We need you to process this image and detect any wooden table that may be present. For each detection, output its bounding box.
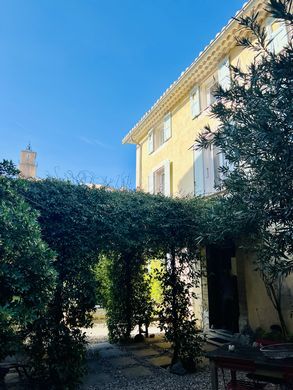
[205,344,293,389]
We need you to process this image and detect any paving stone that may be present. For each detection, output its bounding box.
[147,355,172,367]
[110,356,137,367]
[120,366,153,378]
[131,348,160,357]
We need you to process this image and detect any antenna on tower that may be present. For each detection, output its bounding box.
[27,142,31,151]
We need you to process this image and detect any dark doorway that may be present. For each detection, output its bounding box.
[206,244,239,333]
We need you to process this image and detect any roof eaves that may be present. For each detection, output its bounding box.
[122,0,255,145]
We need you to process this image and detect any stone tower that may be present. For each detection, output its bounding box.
[19,144,37,178]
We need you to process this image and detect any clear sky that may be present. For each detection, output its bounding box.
[0,0,245,187]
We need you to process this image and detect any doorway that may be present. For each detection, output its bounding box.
[206,244,239,333]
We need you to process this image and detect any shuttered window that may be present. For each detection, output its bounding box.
[163,113,172,142]
[203,145,214,195]
[147,129,154,154]
[194,148,204,196]
[152,160,171,196]
[266,18,288,54]
[190,86,201,118]
[218,57,231,90]
[163,160,171,196]
[148,172,154,194]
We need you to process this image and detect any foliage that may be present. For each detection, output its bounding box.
[103,250,144,342]
[196,0,293,335]
[149,197,204,367]
[21,179,108,387]
[0,161,56,361]
[94,190,154,342]
[148,259,163,306]
[0,172,206,382]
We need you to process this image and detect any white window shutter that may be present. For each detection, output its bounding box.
[147,129,154,154]
[163,113,171,142]
[136,145,141,189]
[266,18,273,51]
[266,18,288,54]
[203,146,215,194]
[190,86,201,118]
[213,145,221,187]
[148,172,154,194]
[163,160,171,196]
[218,57,231,90]
[273,21,288,54]
[194,148,204,196]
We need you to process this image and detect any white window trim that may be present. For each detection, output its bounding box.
[148,160,171,197]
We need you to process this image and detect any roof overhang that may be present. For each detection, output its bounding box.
[122,0,264,145]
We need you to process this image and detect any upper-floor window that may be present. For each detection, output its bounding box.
[148,160,171,196]
[205,77,218,107]
[191,56,231,117]
[218,57,231,90]
[147,113,172,154]
[190,85,201,119]
[194,143,232,196]
[266,17,288,54]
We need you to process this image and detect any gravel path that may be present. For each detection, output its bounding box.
[83,341,216,390]
[82,325,276,390]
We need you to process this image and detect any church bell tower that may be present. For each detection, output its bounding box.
[19,144,37,178]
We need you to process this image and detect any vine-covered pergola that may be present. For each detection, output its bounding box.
[0,162,269,388]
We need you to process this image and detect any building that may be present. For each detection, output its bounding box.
[122,0,292,333]
[19,144,37,178]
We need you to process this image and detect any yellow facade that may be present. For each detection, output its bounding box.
[123,0,292,333]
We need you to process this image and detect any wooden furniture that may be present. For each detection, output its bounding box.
[205,344,293,390]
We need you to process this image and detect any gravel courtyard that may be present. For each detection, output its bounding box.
[81,324,225,390]
[81,324,277,390]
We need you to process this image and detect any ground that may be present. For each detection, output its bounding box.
[81,324,215,390]
[3,322,276,389]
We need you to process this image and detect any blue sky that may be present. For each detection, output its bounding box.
[0,0,244,187]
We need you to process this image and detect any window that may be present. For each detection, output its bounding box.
[154,166,165,195]
[213,145,231,188]
[206,79,218,106]
[203,76,218,109]
[147,113,172,154]
[148,160,171,196]
[194,146,215,196]
[266,17,288,54]
[163,113,171,142]
[194,143,232,196]
[218,57,231,90]
[190,85,201,118]
[147,129,154,154]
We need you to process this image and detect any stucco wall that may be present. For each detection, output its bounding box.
[240,249,293,333]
